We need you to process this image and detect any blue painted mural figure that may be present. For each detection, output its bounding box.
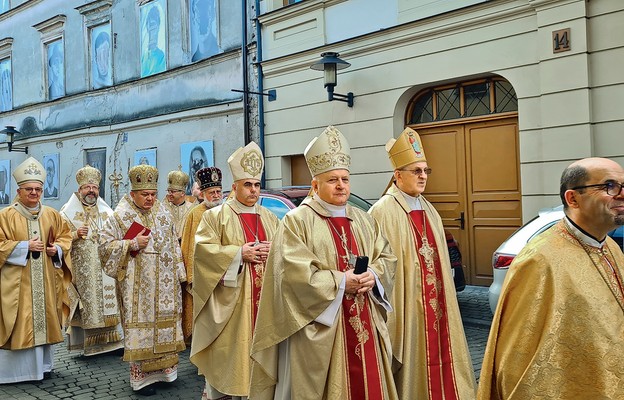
[141,4,166,77]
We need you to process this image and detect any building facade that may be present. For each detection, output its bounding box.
[0,0,259,209]
[257,0,624,284]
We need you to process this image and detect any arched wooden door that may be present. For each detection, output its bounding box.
[417,117,522,286]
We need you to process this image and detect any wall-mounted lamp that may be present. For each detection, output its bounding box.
[1,126,29,154]
[310,52,354,107]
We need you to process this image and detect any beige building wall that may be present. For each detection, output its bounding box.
[259,0,624,221]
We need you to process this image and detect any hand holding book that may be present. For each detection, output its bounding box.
[123,221,151,257]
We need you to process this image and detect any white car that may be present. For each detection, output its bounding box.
[488,205,624,313]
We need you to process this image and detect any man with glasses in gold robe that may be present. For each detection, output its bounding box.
[369,128,476,399]
[0,157,73,383]
[61,165,124,357]
[250,126,398,399]
[191,142,278,400]
[478,157,624,399]
[179,166,223,344]
[99,165,186,396]
[162,168,195,241]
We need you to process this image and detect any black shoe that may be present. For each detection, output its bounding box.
[43,371,52,379]
[136,386,156,396]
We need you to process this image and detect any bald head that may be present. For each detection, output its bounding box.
[560,158,624,208]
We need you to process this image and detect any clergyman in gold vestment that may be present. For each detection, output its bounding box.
[250,126,398,400]
[0,157,73,383]
[191,143,278,400]
[478,157,624,399]
[98,165,186,396]
[162,168,195,241]
[369,128,476,399]
[60,165,124,356]
[179,166,223,344]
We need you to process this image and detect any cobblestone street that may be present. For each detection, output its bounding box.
[0,285,493,399]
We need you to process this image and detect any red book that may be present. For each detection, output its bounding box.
[123,221,151,257]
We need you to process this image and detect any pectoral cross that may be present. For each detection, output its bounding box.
[338,226,356,267]
[419,237,435,268]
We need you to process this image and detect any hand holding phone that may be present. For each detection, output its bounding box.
[354,256,369,274]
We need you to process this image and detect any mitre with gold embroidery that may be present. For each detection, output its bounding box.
[228,141,264,181]
[386,127,426,170]
[167,168,190,192]
[129,165,158,191]
[304,125,351,177]
[76,165,102,187]
[13,157,46,185]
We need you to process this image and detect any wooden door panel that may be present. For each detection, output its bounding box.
[415,116,521,287]
[466,118,522,285]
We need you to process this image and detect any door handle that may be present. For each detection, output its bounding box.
[454,212,465,230]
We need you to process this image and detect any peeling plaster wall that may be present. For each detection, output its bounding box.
[0,0,250,209]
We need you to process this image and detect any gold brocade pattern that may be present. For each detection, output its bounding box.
[477,220,624,399]
[368,185,476,400]
[98,195,186,364]
[190,200,278,396]
[347,293,370,360]
[27,218,47,346]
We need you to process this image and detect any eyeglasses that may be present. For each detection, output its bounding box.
[400,167,432,176]
[572,181,624,197]
[19,187,43,193]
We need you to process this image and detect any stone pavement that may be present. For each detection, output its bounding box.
[0,285,493,398]
[456,284,493,381]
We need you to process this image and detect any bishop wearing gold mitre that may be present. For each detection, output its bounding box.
[250,126,398,399]
[179,166,223,344]
[369,128,476,399]
[162,168,195,240]
[98,164,186,396]
[60,165,124,356]
[191,142,279,400]
[0,156,73,383]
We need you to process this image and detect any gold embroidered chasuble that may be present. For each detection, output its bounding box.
[60,193,123,354]
[180,202,210,341]
[162,198,195,239]
[369,184,476,399]
[0,202,73,350]
[477,220,624,399]
[98,195,186,370]
[250,197,398,400]
[190,199,278,396]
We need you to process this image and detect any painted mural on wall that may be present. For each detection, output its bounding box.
[43,153,60,199]
[140,0,167,77]
[91,22,113,89]
[0,58,11,112]
[181,140,214,194]
[46,39,65,100]
[134,147,157,167]
[85,148,107,201]
[190,0,221,62]
[0,159,10,205]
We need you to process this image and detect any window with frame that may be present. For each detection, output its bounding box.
[0,38,12,112]
[407,77,518,125]
[284,0,305,5]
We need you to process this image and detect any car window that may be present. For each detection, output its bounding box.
[347,194,371,211]
[608,226,624,251]
[260,197,291,220]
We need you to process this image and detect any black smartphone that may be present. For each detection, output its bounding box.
[354,256,369,274]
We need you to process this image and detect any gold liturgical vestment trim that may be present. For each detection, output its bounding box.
[27,218,47,346]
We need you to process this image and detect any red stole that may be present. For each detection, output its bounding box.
[409,210,459,400]
[238,213,267,330]
[326,217,384,400]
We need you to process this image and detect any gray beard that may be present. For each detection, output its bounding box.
[203,198,221,209]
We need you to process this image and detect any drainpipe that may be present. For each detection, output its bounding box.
[254,0,266,186]
[242,0,250,144]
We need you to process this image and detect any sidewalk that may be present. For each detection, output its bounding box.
[0,345,204,399]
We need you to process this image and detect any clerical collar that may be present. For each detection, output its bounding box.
[171,200,186,207]
[233,198,257,213]
[313,193,346,217]
[564,216,604,248]
[22,202,41,212]
[397,188,423,211]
